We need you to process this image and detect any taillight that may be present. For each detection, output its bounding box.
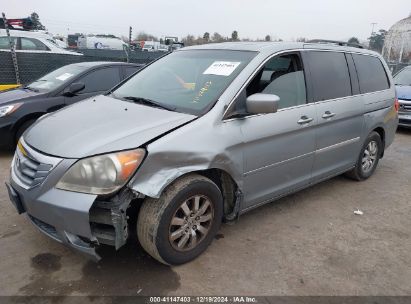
[394,98,400,112]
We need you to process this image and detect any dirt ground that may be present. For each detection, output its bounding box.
[0,129,410,297]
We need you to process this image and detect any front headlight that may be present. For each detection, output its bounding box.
[56,149,145,195]
[0,103,22,117]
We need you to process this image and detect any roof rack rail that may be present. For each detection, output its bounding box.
[0,17,33,30]
[307,39,364,49]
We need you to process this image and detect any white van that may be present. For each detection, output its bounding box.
[77,36,128,51]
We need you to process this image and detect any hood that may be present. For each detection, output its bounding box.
[24,95,196,158]
[396,85,411,100]
[0,88,44,105]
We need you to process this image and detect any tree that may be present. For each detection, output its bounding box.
[182,34,196,46]
[212,32,224,42]
[296,37,307,42]
[231,30,239,41]
[203,32,210,42]
[348,37,360,45]
[265,35,271,42]
[30,12,46,30]
[135,32,158,41]
[368,29,387,53]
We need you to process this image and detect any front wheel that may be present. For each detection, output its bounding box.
[345,131,383,181]
[137,174,223,265]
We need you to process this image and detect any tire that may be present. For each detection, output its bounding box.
[15,119,36,144]
[345,131,383,181]
[137,174,223,265]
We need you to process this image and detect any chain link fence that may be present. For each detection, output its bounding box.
[0,48,165,86]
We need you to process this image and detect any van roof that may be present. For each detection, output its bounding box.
[182,41,379,56]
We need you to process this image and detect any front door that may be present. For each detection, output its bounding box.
[235,52,317,208]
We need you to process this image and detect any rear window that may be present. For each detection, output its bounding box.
[352,54,390,93]
[306,51,352,101]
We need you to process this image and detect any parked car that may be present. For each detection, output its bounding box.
[0,61,142,149]
[0,29,81,56]
[393,65,411,127]
[6,42,398,265]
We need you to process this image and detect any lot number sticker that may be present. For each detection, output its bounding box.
[56,73,74,81]
[203,61,241,76]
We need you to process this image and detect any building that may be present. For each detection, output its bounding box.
[382,15,411,71]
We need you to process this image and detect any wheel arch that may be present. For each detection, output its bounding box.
[132,167,240,218]
[372,126,385,157]
[13,112,46,141]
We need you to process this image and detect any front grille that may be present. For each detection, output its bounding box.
[399,100,411,112]
[14,145,53,188]
[400,104,411,112]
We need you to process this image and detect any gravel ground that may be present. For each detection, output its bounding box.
[0,129,410,296]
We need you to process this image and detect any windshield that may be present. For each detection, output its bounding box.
[26,64,88,92]
[394,68,411,86]
[112,49,256,115]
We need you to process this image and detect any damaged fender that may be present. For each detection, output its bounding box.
[129,115,245,199]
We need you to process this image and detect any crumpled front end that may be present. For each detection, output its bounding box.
[7,139,137,260]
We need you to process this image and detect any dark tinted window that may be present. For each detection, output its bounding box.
[124,66,139,78]
[352,54,389,93]
[245,53,307,110]
[79,67,121,93]
[306,51,352,101]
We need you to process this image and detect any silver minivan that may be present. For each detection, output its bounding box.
[6,42,399,265]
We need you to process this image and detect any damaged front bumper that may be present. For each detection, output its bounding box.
[7,139,137,261]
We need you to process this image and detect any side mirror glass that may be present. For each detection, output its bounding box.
[65,82,85,96]
[246,93,280,114]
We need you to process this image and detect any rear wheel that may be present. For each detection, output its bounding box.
[345,131,383,181]
[137,174,223,265]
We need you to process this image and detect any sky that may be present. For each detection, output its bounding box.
[2,0,410,41]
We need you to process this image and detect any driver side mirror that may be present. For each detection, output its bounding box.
[64,82,85,96]
[246,93,280,114]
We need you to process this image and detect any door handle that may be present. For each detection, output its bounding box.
[297,116,314,125]
[322,111,336,119]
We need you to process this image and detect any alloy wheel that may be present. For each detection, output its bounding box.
[169,195,214,251]
[362,140,378,173]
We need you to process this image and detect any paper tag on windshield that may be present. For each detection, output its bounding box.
[56,73,73,81]
[203,61,241,76]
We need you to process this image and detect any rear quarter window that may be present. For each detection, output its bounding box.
[352,54,390,93]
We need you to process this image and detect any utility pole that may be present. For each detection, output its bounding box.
[370,23,377,36]
[129,26,132,48]
[369,22,377,48]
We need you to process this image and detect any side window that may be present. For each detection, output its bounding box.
[0,37,17,49]
[306,51,352,101]
[124,66,140,78]
[352,54,390,93]
[20,37,49,51]
[78,67,121,94]
[243,53,307,111]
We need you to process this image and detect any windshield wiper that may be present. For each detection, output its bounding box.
[122,96,176,111]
